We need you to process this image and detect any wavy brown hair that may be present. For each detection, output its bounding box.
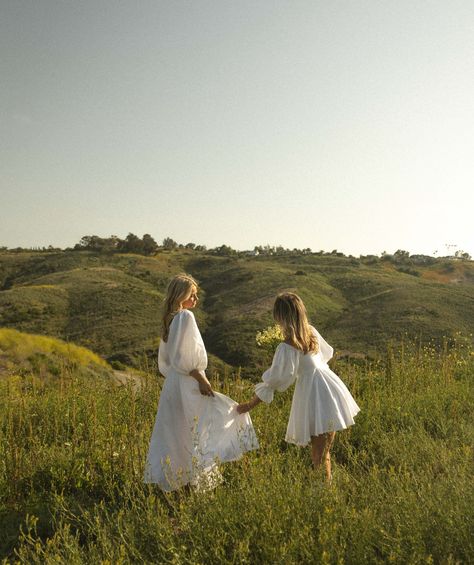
[162,273,198,342]
[273,292,318,354]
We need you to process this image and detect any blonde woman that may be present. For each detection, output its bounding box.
[237,292,359,482]
[145,274,258,491]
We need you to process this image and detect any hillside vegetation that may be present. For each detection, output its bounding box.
[1,250,473,372]
[1,249,473,562]
[1,336,473,563]
[0,328,110,380]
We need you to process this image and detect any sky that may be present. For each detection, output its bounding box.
[1,0,473,257]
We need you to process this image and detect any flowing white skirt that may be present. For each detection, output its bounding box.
[144,370,258,491]
[285,365,360,446]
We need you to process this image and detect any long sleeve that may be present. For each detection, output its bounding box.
[159,310,207,376]
[255,344,298,404]
[312,327,334,364]
[158,340,171,377]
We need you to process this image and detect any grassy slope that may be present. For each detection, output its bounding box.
[326,262,474,354]
[1,251,473,371]
[0,253,170,359]
[0,328,111,381]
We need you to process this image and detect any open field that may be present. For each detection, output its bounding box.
[1,333,473,564]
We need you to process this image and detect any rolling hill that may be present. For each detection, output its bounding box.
[1,250,473,373]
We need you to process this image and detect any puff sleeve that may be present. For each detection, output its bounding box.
[158,310,207,376]
[255,344,299,403]
[312,327,334,364]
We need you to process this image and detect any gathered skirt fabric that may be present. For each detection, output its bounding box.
[285,364,360,446]
[144,370,258,491]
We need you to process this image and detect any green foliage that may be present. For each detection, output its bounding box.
[74,233,159,256]
[209,244,238,256]
[162,237,178,250]
[0,255,166,359]
[255,324,284,353]
[0,329,112,383]
[141,234,159,256]
[0,328,108,367]
[74,235,120,253]
[1,338,473,563]
[0,250,473,372]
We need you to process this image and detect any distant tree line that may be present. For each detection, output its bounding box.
[71,236,318,257]
[73,234,159,255]
[1,238,471,262]
[72,235,208,255]
[0,245,62,254]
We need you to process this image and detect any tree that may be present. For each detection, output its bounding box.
[142,234,158,256]
[393,249,410,263]
[211,244,236,256]
[74,235,120,252]
[119,233,144,254]
[163,237,178,250]
[455,250,472,261]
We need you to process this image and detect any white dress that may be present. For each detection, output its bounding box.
[255,328,360,446]
[144,309,258,491]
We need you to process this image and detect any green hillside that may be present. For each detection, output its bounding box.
[0,328,111,381]
[1,250,473,372]
[325,264,474,353]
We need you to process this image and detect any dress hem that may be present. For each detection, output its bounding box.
[285,411,360,447]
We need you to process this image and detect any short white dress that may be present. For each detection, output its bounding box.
[255,327,360,446]
[144,309,258,491]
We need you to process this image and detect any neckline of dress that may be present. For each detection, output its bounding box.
[176,308,192,315]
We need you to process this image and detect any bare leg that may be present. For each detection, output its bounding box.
[310,432,336,482]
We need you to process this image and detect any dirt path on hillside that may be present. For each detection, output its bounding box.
[353,288,395,303]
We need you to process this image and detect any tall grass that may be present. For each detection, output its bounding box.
[0,329,109,368]
[1,338,473,564]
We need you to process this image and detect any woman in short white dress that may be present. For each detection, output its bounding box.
[237,292,359,482]
[144,274,258,491]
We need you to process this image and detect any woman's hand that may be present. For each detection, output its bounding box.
[198,378,214,397]
[189,369,215,397]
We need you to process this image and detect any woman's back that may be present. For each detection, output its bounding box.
[297,345,329,373]
[284,326,334,374]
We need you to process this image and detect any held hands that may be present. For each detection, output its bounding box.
[236,402,251,414]
[236,395,261,414]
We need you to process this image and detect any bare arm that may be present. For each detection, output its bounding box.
[236,395,262,414]
[189,369,214,397]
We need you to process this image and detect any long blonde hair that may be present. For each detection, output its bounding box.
[162,273,198,342]
[273,292,318,354]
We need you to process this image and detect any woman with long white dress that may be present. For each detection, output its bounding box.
[237,292,360,482]
[144,274,258,491]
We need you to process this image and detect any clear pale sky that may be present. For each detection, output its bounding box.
[1,1,473,256]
